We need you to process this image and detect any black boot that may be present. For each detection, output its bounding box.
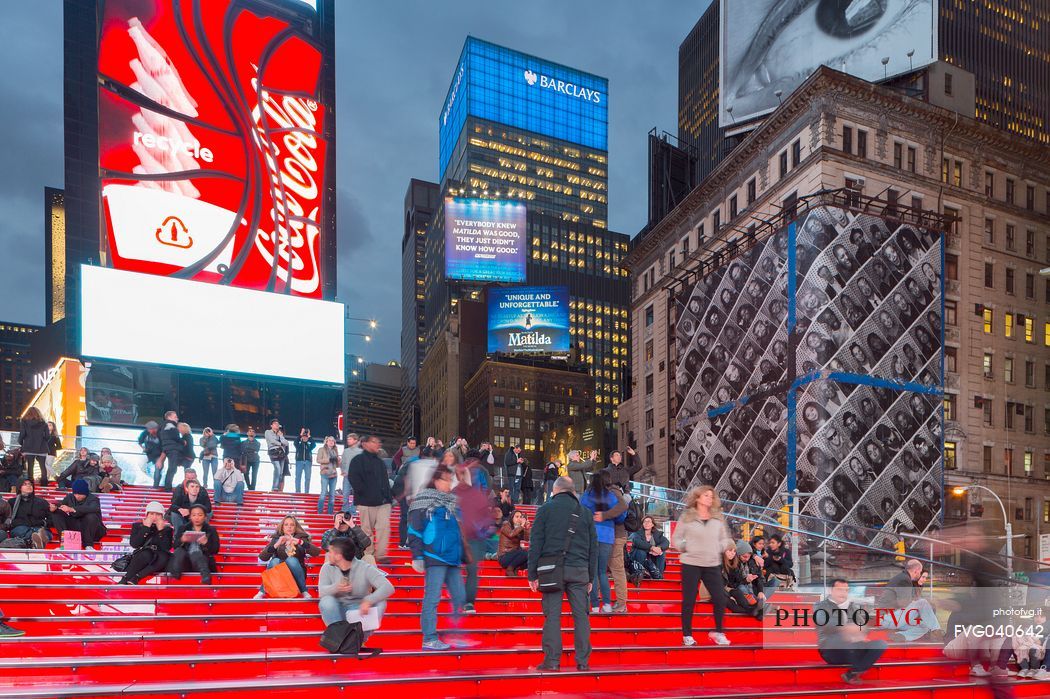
[190,550,212,585]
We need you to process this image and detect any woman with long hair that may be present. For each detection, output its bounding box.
[674,485,733,646]
[18,407,51,487]
[255,514,320,599]
[580,470,627,613]
[722,543,762,619]
[315,436,340,515]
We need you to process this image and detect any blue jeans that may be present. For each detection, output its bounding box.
[200,457,217,488]
[421,564,465,642]
[318,476,337,514]
[149,457,164,487]
[464,538,488,605]
[11,525,50,544]
[510,474,520,504]
[295,460,311,493]
[591,542,613,607]
[215,482,244,505]
[629,548,666,578]
[877,598,941,641]
[271,459,287,491]
[261,556,306,594]
[342,475,356,514]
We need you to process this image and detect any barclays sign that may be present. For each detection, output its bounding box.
[523,69,602,104]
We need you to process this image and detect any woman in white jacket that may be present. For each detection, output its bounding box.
[673,485,733,647]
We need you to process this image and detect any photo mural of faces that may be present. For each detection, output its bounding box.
[673,205,943,543]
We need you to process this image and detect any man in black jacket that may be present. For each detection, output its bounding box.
[878,559,942,642]
[159,411,183,490]
[349,435,393,562]
[604,446,643,492]
[8,478,52,548]
[528,476,598,672]
[50,479,108,549]
[138,421,165,487]
[813,579,886,685]
[504,445,524,503]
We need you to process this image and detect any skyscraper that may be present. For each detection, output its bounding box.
[410,37,630,447]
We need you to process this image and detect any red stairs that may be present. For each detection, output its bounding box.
[0,486,1035,698]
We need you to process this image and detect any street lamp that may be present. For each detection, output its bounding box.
[953,484,1013,577]
[347,316,378,329]
[348,333,372,342]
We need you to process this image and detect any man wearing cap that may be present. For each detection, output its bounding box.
[119,501,173,585]
[49,479,108,549]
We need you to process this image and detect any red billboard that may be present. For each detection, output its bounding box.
[97,0,328,298]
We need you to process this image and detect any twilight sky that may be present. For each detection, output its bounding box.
[0,0,711,364]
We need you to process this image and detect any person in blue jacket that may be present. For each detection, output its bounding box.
[407,462,468,651]
[579,470,628,613]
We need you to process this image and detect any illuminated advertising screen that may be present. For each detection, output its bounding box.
[439,37,608,179]
[488,286,570,354]
[720,0,936,126]
[97,0,329,298]
[81,265,345,384]
[445,198,527,283]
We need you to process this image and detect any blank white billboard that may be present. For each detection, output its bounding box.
[720,0,936,126]
[81,265,345,384]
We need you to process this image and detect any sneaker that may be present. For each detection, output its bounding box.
[301,591,311,599]
[708,632,730,646]
[1032,669,1050,680]
[590,606,600,614]
[576,664,590,671]
[682,635,697,647]
[1019,669,1034,678]
[30,530,47,550]
[970,664,990,677]
[611,603,628,614]
[253,591,266,600]
[534,662,560,672]
[841,671,862,686]
[462,603,476,614]
[601,603,612,613]
[0,622,24,638]
[422,639,450,651]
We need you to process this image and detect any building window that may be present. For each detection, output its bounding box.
[1046,407,1050,434]
[952,160,962,187]
[645,444,654,465]
[645,374,654,395]
[942,157,950,183]
[493,415,506,429]
[983,399,993,426]
[983,352,994,379]
[985,171,994,197]
[1006,178,1015,204]
[493,434,505,449]
[1026,497,1034,519]
[906,146,916,173]
[1006,268,1015,295]
[857,130,868,159]
[983,307,993,333]
[893,142,903,169]
[1005,313,1014,338]
[682,236,689,255]
[712,209,721,230]
[1005,447,1014,474]
[945,346,957,372]
[984,263,994,288]
[1025,315,1034,343]
[1046,279,1050,303]
[494,395,505,408]
[782,192,798,219]
[984,218,995,245]
[791,139,801,167]
[524,399,535,412]
[1026,230,1035,258]
[1025,405,1035,432]
[746,178,756,205]
[644,339,654,361]
[945,299,957,325]
[508,416,520,430]
[1045,322,1050,347]
[524,438,536,451]
[944,394,956,421]
[778,150,788,179]
[844,177,862,206]
[983,445,993,472]
[1006,224,1016,251]
[1026,360,1036,387]
[1026,184,1035,210]
[842,125,853,154]
[944,442,956,470]
[669,250,676,270]
[644,409,654,430]
[729,194,738,219]
[944,71,953,95]
[644,305,653,327]
[945,254,958,280]
[1024,273,1035,299]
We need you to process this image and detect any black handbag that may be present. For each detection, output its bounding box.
[111,553,132,572]
[536,504,582,594]
[268,446,287,461]
[320,620,364,654]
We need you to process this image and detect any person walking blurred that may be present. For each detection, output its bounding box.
[349,435,393,563]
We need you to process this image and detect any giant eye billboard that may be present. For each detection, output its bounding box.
[488,286,570,354]
[720,0,936,126]
[97,0,329,298]
[445,198,527,283]
[673,205,944,546]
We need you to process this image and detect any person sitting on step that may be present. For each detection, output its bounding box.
[169,504,220,584]
[497,509,530,576]
[814,578,887,685]
[317,537,394,657]
[255,515,320,599]
[735,540,772,607]
[320,510,372,563]
[168,478,212,531]
[722,543,762,619]
[49,479,108,549]
[214,457,246,506]
[628,515,668,581]
[119,501,173,585]
[7,478,52,549]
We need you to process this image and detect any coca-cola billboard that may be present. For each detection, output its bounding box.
[97,0,329,298]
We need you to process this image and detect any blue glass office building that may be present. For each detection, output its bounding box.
[438,37,610,227]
